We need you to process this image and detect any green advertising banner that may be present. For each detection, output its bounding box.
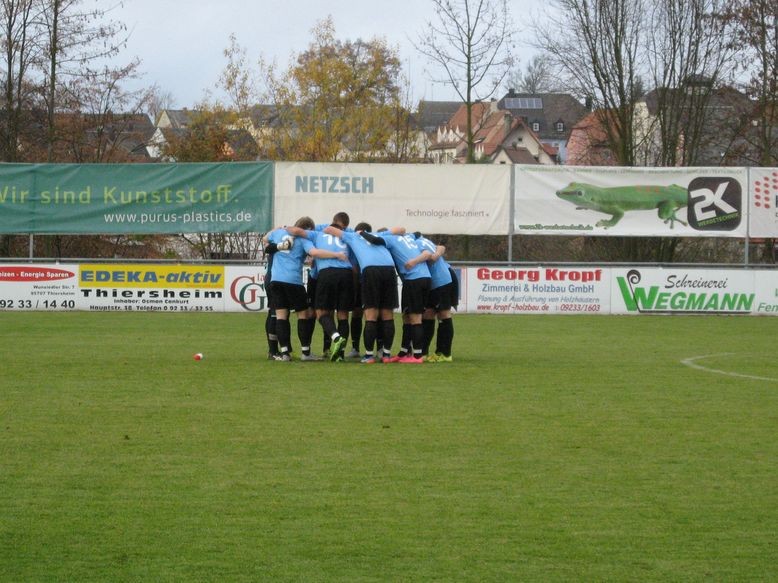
[0,162,273,234]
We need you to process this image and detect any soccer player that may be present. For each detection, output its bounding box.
[361,227,432,363]
[324,222,397,364]
[261,235,290,359]
[285,218,354,362]
[265,217,348,361]
[415,233,456,362]
[309,212,357,358]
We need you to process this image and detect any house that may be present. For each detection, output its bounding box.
[429,101,557,164]
[151,108,260,161]
[429,101,492,163]
[640,81,757,166]
[155,109,195,130]
[49,112,155,162]
[415,100,462,134]
[566,110,618,166]
[147,127,186,160]
[567,81,759,167]
[497,90,590,164]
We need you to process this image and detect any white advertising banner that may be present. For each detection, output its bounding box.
[224,265,269,313]
[274,162,511,235]
[747,167,778,238]
[3,263,777,317]
[459,265,611,314]
[752,270,778,315]
[76,264,226,312]
[514,166,748,237]
[609,267,757,315]
[0,264,79,310]
[0,263,273,313]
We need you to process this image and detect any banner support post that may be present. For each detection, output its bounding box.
[744,167,750,266]
[508,166,515,262]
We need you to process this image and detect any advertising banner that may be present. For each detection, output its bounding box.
[274,162,511,235]
[460,265,611,314]
[0,263,272,313]
[77,264,226,312]
[0,264,79,310]
[225,265,269,313]
[514,166,748,237]
[610,267,757,315]
[747,167,778,238]
[3,263,778,316]
[751,270,778,315]
[0,162,273,234]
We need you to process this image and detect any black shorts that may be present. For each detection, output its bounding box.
[265,277,276,314]
[314,267,355,311]
[428,281,456,311]
[268,281,309,312]
[401,277,431,314]
[361,266,398,310]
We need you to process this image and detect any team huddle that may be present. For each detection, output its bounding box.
[262,211,456,364]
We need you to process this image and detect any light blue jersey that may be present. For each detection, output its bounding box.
[303,229,352,271]
[341,230,395,269]
[418,236,453,289]
[379,232,431,281]
[267,228,313,285]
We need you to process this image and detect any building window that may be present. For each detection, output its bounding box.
[532,122,540,132]
[556,121,565,132]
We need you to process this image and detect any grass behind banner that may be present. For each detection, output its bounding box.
[1,312,777,581]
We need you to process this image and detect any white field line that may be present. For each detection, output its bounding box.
[680,353,778,383]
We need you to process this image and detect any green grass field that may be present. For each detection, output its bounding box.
[1,312,777,582]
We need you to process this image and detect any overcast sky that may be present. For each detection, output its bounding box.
[112,0,542,108]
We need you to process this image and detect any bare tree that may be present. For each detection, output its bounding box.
[721,0,778,166]
[36,0,128,161]
[0,0,39,162]
[144,82,176,125]
[505,54,560,94]
[647,0,736,166]
[55,60,151,162]
[536,0,644,166]
[415,0,514,163]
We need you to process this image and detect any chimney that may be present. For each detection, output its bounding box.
[585,96,593,110]
[504,113,513,136]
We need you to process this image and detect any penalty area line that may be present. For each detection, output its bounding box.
[680,353,778,383]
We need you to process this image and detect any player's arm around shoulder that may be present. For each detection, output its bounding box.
[405,249,433,270]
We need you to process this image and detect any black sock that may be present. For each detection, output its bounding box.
[422,319,435,355]
[399,323,411,355]
[318,313,336,337]
[277,319,291,353]
[437,318,454,356]
[337,318,350,344]
[411,323,424,358]
[375,319,384,353]
[363,320,377,355]
[351,315,362,350]
[298,317,315,354]
[266,311,278,355]
[381,318,395,354]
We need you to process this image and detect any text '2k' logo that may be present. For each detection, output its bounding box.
[687,178,741,231]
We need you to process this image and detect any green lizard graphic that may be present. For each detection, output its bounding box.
[555,182,689,228]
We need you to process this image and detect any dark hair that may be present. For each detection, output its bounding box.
[332,211,350,228]
[294,216,315,230]
[354,221,372,232]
